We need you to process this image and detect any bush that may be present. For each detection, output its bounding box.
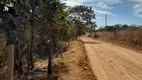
[97,27,142,47]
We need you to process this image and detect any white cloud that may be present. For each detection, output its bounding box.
[134,4,142,8]
[96,16,102,19]
[61,0,83,6]
[91,2,113,9]
[99,0,122,4]
[130,0,142,18]
[95,9,113,15]
[134,14,142,18]
[61,0,118,16]
[61,0,122,6]
[133,4,142,18]
[130,0,142,3]
[61,0,94,6]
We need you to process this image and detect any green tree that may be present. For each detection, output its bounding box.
[122,24,128,29]
[68,5,95,38]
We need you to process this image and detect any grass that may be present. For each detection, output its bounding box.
[53,40,97,80]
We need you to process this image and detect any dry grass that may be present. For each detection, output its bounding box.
[94,27,142,51]
[13,40,96,80]
[53,40,97,80]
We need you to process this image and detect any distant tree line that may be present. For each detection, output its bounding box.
[94,24,142,48]
[97,24,142,32]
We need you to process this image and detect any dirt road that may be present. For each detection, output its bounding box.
[80,36,142,80]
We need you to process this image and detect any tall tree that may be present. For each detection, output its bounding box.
[68,5,95,37]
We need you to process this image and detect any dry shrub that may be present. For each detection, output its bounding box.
[0,34,7,80]
[133,28,142,46]
[98,27,142,47]
[117,28,142,46]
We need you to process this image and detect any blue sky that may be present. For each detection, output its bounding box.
[61,0,142,27]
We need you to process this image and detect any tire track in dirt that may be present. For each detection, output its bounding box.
[80,36,142,80]
[99,44,142,79]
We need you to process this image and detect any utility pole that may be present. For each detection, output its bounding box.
[105,14,107,35]
[105,14,107,27]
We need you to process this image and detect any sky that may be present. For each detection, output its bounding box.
[61,0,142,27]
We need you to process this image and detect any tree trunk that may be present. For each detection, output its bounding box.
[29,23,34,70]
[7,44,14,80]
[14,42,22,73]
[27,43,30,72]
[61,37,63,57]
[28,0,36,70]
[47,40,53,80]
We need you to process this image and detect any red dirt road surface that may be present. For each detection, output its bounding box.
[80,36,142,80]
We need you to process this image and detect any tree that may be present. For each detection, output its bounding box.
[13,0,39,72]
[36,0,59,79]
[0,0,95,80]
[122,24,128,29]
[0,2,18,80]
[68,5,95,38]
[0,0,39,79]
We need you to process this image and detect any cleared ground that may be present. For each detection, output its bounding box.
[80,36,142,80]
[53,40,96,80]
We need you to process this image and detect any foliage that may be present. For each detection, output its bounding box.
[0,0,96,79]
[68,5,95,23]
[68,5,96,36]
[96,24,142,48]
[97,24,129,32]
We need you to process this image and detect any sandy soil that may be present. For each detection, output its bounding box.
[53,40,96,80]
[80,36,142,80]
